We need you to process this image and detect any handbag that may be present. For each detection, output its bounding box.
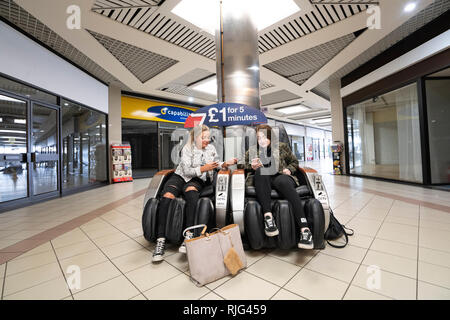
[324,209,354,248]
[183,224,247,287]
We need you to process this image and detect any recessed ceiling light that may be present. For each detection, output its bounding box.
[172,0,300,35]
[191,77,217,96]
[14,119,26,124]
[277,105,310,114]
[404,2,416,12]
[313,117,332,124]
[188,97,194,103]
[0,130,26,134]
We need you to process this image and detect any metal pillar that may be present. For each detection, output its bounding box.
[215,0,261,109]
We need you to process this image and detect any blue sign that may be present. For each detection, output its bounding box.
[185,103,267,128]
[147,106,194,123]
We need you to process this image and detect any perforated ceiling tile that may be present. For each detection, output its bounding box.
[263,32,356,86]
[160,85,217,102]
[0,0,128,89]
[92,0,163,10]
[261,90,300,106]
[87,29,178,83]
[330,0,450,81]
[260,79,275,90]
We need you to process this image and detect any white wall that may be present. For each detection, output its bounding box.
[0,20,108,113]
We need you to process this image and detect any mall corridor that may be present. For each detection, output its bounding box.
[1,165,449,300]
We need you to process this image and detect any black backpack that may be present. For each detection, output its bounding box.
[324,209,354,248]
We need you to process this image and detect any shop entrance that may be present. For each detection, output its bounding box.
[0,91,60,206]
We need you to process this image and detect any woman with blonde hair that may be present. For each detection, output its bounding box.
[152,125,237,262]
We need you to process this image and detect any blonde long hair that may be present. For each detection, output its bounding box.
[189,125,210,146]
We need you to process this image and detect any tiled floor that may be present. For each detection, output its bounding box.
[1,163,450,300]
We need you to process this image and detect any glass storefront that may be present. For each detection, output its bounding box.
[122,118,158,178]
[0,73,109,210]
[426,76,450,184]
[61,100,108,191]
[346,82,423,183]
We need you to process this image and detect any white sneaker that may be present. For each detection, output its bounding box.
[179,231,194,254]
[152,238,165,262]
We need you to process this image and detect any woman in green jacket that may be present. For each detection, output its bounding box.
[244,124,313,249]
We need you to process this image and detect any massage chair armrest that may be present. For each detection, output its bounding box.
[143,169,175,209]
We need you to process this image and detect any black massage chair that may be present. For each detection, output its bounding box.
[142,125,330,250]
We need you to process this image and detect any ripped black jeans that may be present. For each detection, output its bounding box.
[156,173,210,238]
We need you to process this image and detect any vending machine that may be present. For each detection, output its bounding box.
[111,144,133,183]
[331,142,343,175]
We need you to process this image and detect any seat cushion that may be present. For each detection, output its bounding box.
[245,185,311,198]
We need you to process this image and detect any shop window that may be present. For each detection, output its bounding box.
[346,83,422,183]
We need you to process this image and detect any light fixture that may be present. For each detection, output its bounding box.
[0,118,2,122]
[277,105,310,115]
[0,136,26,140]
[64,103,69,106]
[0,130,26,134]
[191,77,217,95]
[188,97,194,103]
[171,0,300,35]
[0,94,24,103]
[14,119,26,124]
[404,2,416,12]
[313,117,332,124]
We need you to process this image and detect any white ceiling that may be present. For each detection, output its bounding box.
[1,0,448,129]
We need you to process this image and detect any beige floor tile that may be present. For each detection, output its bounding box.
[54,240,98,260]
[420,207,450,224]
[6,250,58,276]
[420,220,450,232]
[71,261,121,294]
[271,288,305,300]
[376,222,418,246]
[14,242,53,260]
[244,250,267,267]
[200,292,224,300]
[102,239,143,259]
[111,248,151,273]
[4,276,70,300]
[419,247,450,269]
[129,294,147,300]
[305,253,360,283]
[122,227,144,238]
[362,250,417,279]
[59,250,108,272]
[52,229,90,249]
[133,235,154,249]
[284,268,348,300]
[333,233,374,249]
[83,227,120,240]
[321,244,368,263]
[352,267,416,300]
[144,273,209,300]
[268,249,317,267]
[418,262,450,289]
[62,295,73,300]
[0,263,5,277]
[125,261,181,292]
[164,252,189,272]
[73,275,139,300]
[0,239,19,249]
[384,216,419,227]
[0,277,3,297]
[418,281,450,300]
[419,228,450,253]
[205,275,233,290]
[347,218,382,237]
[80,220,111,232]
[246,255,300,286]
[92,232,130,248]
[370,238,417,260]
[3,262,63,296]
[2,230,43,240]
[343,285,392,300]
[214,271,279,300]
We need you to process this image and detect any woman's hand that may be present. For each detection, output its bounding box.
[222,158,238,169]
[251,158,263,170]
[282,168,291,175]
[201,161,219,172]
